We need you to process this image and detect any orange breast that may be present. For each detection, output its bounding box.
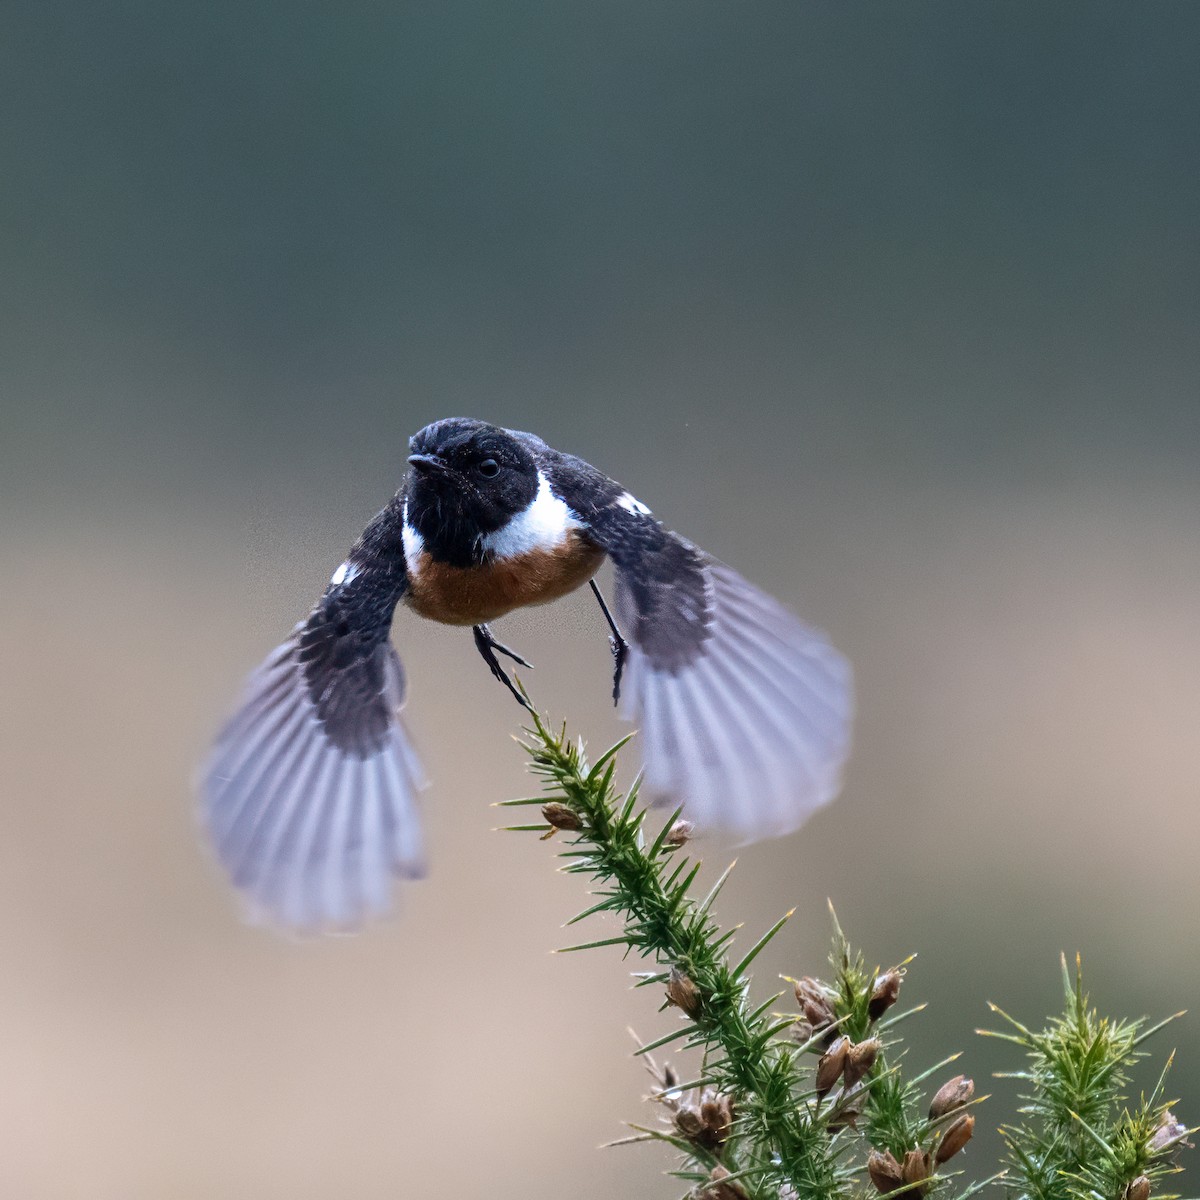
[405,532,606,626]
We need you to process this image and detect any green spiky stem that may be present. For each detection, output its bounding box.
[507,709,835,1197]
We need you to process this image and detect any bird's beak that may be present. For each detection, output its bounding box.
[407,453,447,474]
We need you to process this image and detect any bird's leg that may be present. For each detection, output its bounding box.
[472,624,533,710]
[589,579,629,705]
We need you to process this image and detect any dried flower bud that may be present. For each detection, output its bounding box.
[935,1112,975,1163]
[844,1038,882,1088]
[675,1105,704,1137]
[666,967,703,1018]
[794,976,836,1029]
[867,1149,904,1194]
[815,1035,851,1097]
[790,1020,815,1046]
[869,970,903,1021]
[827,1099,863,1131]
[700,1091,734,1143]
[928,1074,975,1120]
[704,1164,749,1199]
[1149,1110,1192,1154]
[1125,1176,1151,1200]
[540,802,582,832]
[666,819,695,846]
[667,1086,734,1152]
[901,1149,932,1195]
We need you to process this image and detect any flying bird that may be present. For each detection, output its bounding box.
[201,418,853,929]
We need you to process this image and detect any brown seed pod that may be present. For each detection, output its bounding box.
[844,1037,882,1088]
[935,1113,975,1163]
[540,801,582,831]
[794,976,836,1029]
[665,968,703,1018]
[867,1149,904,1194]
[869,970,903,1021]
[815,1035,851,1097]
[928,1074,975,1120]
[901,1149,932,1196]
[1125,1176,1151,1200]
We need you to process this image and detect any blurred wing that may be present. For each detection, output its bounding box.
[199,560,425,931]
[586,496,853,842]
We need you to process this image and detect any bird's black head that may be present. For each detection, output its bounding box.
[405,418,539,565]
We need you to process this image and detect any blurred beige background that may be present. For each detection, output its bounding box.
[2,4,1199,1197]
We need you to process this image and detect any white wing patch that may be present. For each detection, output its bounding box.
[482,470,582,560]
[617,492,652,516]
[330,561,359,587]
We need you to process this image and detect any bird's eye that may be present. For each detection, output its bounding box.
[477,458,500,478]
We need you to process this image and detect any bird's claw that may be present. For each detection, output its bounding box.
[608,634,628,706]
[473,624,534,710]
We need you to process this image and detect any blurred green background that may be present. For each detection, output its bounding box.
[2,3,1198,1197]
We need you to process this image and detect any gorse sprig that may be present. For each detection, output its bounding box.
[503,710,839,1197]
[503,706,1191,1200]
[504,709,990,1199]
[981,956,1193,1200]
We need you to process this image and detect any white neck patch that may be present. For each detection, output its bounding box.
[481,471,580,560]
[401,497,426,576]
